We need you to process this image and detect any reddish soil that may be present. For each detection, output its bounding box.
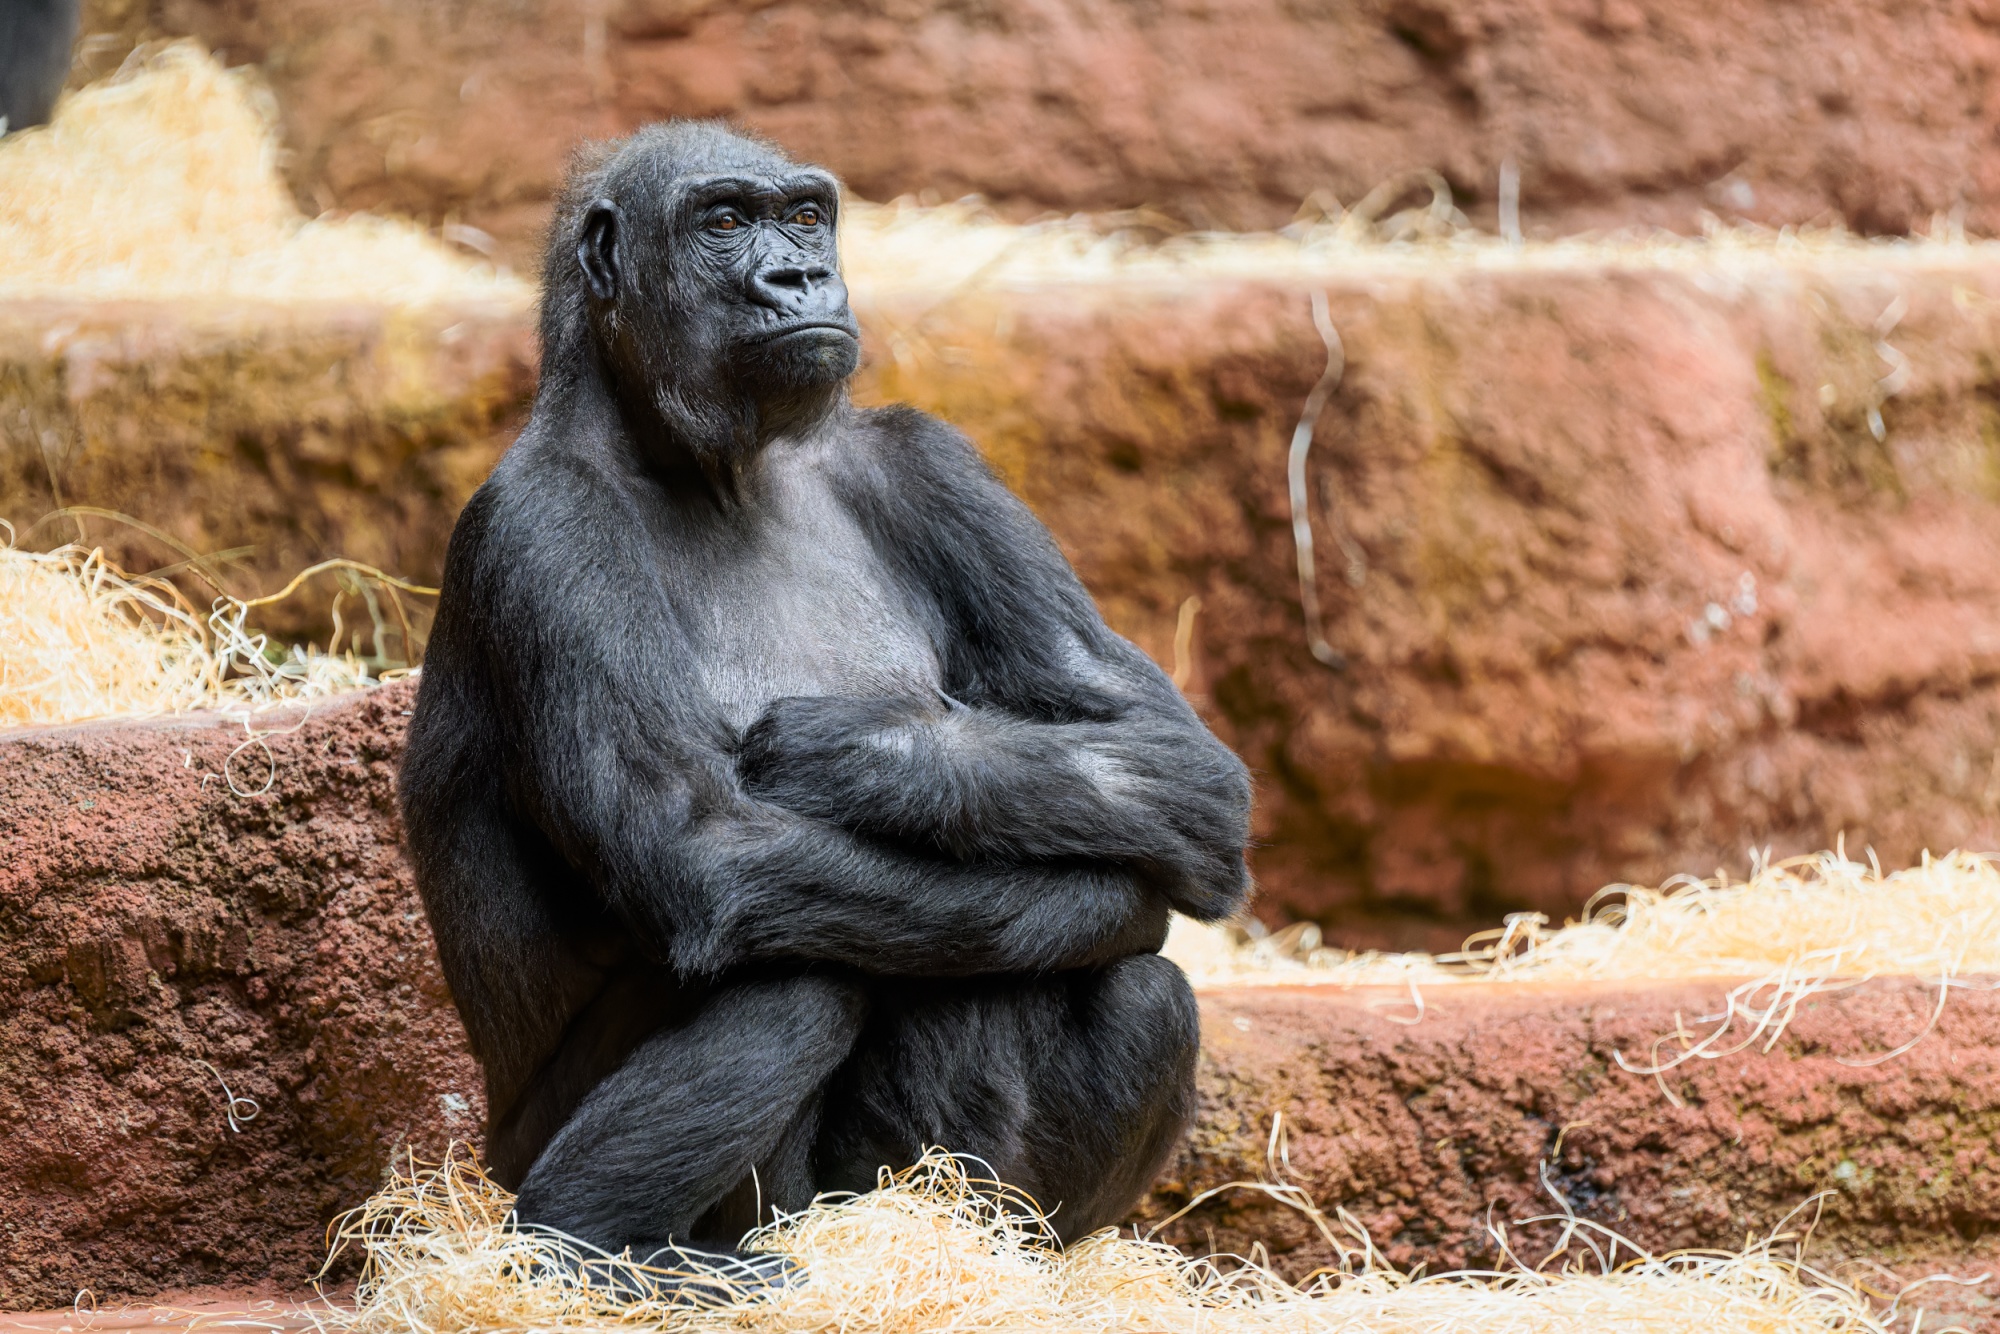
[75,0,2000,260]
[0,681,478,1310]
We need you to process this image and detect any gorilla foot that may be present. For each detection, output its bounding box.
[545,1241,797,1308]
[633,1244,799,1307]
[506,1227,798,1308]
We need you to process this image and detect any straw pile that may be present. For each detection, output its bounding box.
[1162,848,2000,990]
[0,535,384,728]
[7,39,1981,306]
[838,192,1992,300]
[326,1146,1906,1334]
[0,43,528,306]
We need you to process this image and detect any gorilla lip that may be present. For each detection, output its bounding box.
[754,321,857,343]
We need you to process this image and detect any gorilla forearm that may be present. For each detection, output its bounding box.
[736,694,1251,920]
[516,729,1171,978]
[675,812,1173,975]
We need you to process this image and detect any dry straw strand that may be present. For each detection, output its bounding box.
[1164,848,2000,991]
[1162,849,2000,1095]
[838,191,1992,303]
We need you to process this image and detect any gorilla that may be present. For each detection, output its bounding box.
[0,0,79,134]
[399,122,1252,1281]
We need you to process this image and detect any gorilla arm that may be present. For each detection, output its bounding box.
[737,411,1253,923]
[736,686,1249,922]
[463,488,1168,982]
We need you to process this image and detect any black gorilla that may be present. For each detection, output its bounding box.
[400,122,1252,1274]
[0,0,79,134]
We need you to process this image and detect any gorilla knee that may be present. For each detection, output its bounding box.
[510,972,866,1252]
[1096,953,1200,1055]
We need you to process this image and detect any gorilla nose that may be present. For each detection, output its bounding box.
[750,262,836,310]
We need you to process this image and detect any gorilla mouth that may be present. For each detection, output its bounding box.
[755,321,858,344]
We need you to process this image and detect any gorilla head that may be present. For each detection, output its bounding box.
[543,123,861,480]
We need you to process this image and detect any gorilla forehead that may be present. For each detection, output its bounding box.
[596,122,819,205]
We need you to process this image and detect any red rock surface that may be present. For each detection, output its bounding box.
[10,243,2000,942]
[1150,981,2000,1274]
[1146,978,2000,1330]
[75,0,2000,259]
[0,681,478,1310]
[855,249,2000,946]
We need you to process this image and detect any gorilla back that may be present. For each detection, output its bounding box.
[399,122,1253,1265]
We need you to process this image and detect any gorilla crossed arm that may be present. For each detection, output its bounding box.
[400,122,1251,1279]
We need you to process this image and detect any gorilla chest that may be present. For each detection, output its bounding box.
[676,490,939,731]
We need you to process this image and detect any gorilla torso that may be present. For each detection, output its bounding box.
[655,433,942,731]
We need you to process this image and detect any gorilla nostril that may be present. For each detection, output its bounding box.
[760,264,822,292]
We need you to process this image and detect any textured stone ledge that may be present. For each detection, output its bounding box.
[5,690,1998,1329]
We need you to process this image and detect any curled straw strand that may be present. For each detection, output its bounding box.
[1287,291,1348,671]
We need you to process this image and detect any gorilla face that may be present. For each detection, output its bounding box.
[571,125,861,472]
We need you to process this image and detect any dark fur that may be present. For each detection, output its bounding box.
[0,0,78,133]
[399,122,1252,1264]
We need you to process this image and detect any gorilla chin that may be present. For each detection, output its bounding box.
[747,324,861,390]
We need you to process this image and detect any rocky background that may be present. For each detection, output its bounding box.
[11,5,1993,947]
[7,0,2000,1317]
[11,254,2000,948]
[61,0,2000,260]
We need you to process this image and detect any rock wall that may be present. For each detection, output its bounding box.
[75,0,2000,260]
[5,690,1997,1325]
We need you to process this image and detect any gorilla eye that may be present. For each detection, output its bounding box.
[709,212,743,233]
[793,206,822,227]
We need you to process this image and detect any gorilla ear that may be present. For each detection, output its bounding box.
[577,199,622,302]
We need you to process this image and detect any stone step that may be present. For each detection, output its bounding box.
[0,298,534,645]
[3,688,1997,1328]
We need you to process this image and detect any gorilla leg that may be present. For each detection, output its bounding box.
[513,973,866,1256]
[817,953,1198,1243]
